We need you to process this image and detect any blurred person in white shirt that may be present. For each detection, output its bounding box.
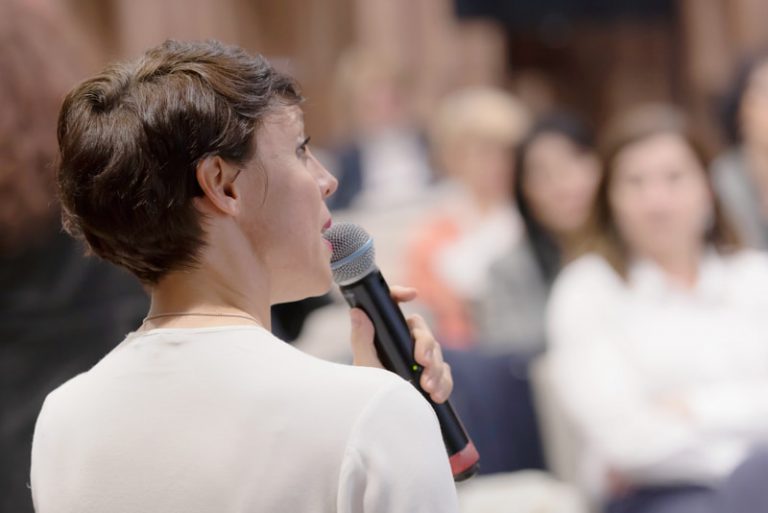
[547,105,768,513]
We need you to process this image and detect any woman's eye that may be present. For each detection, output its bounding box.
[297,136,311,158]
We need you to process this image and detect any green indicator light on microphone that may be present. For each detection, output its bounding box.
[412,364,419,372]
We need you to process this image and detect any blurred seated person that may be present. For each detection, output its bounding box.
[405,87,529,348]
[547,105,768,513]
[0,2,148,512]
[478,113,600,355]
[327,46,433,211]
[713,50,768,248]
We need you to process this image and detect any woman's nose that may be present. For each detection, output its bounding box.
[318,164,339,199]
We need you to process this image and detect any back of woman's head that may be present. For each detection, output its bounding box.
[585,104,740,278]
[57,40,302,284]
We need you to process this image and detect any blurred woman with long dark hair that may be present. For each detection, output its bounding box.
[478,113,600,354]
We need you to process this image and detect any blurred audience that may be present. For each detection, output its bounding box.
[0,2,148,511]
[327,46,433,211]
[546,105,768,513]
[405,87,529,348]
[713,50,768,249]
[478,113,600,355]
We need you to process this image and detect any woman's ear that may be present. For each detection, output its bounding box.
[195,156,240,216]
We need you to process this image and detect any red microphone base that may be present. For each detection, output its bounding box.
[449,441,480,482]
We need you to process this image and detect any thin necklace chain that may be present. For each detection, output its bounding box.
[143,312,260,324]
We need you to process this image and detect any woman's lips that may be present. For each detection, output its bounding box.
[322,218,333,253]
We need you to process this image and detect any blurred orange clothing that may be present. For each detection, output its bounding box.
[406,215,476,348]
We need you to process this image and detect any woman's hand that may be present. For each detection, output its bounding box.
[349,285,453,404]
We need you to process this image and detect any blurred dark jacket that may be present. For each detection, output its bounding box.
[1,228,149,513]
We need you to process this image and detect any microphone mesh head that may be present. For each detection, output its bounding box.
[324,223,376,285]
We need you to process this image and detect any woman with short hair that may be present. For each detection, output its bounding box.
[31,40,457,513]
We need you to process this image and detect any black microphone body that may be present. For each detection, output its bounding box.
[339,268,480,481]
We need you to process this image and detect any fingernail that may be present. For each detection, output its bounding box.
[424,378,434,390]
[424,348,433,361]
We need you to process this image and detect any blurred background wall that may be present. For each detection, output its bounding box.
[38,0,768,152]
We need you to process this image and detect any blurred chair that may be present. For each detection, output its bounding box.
[530,355,596,510]
[457,471,588,513]
[445,348,590,513]
[443,349,546,474]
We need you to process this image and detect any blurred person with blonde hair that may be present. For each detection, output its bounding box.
[547,104,768,513]
[0,1,149,512]
[405,87,530,348]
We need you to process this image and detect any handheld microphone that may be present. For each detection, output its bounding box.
[324,222,479,482]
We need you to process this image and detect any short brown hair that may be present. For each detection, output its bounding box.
[580,104,741,278]
[57,40,302,284]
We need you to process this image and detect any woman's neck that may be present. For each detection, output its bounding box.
[470,192,509,217]
[645,247,702,290]
[142,238,272,331]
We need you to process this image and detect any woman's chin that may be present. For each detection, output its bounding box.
[278,271,334,303]
[306,278,334,299]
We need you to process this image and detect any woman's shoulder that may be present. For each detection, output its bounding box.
[555,253,622,290]
[720,248,768,281]
[711,147,745,171]
[545,254,624,347]
[265,334,416,402]
[704,248,768,309]
[711,148,751,196]
[547,253,623,317]
[106,327,418,428]
[285,354,437,447]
